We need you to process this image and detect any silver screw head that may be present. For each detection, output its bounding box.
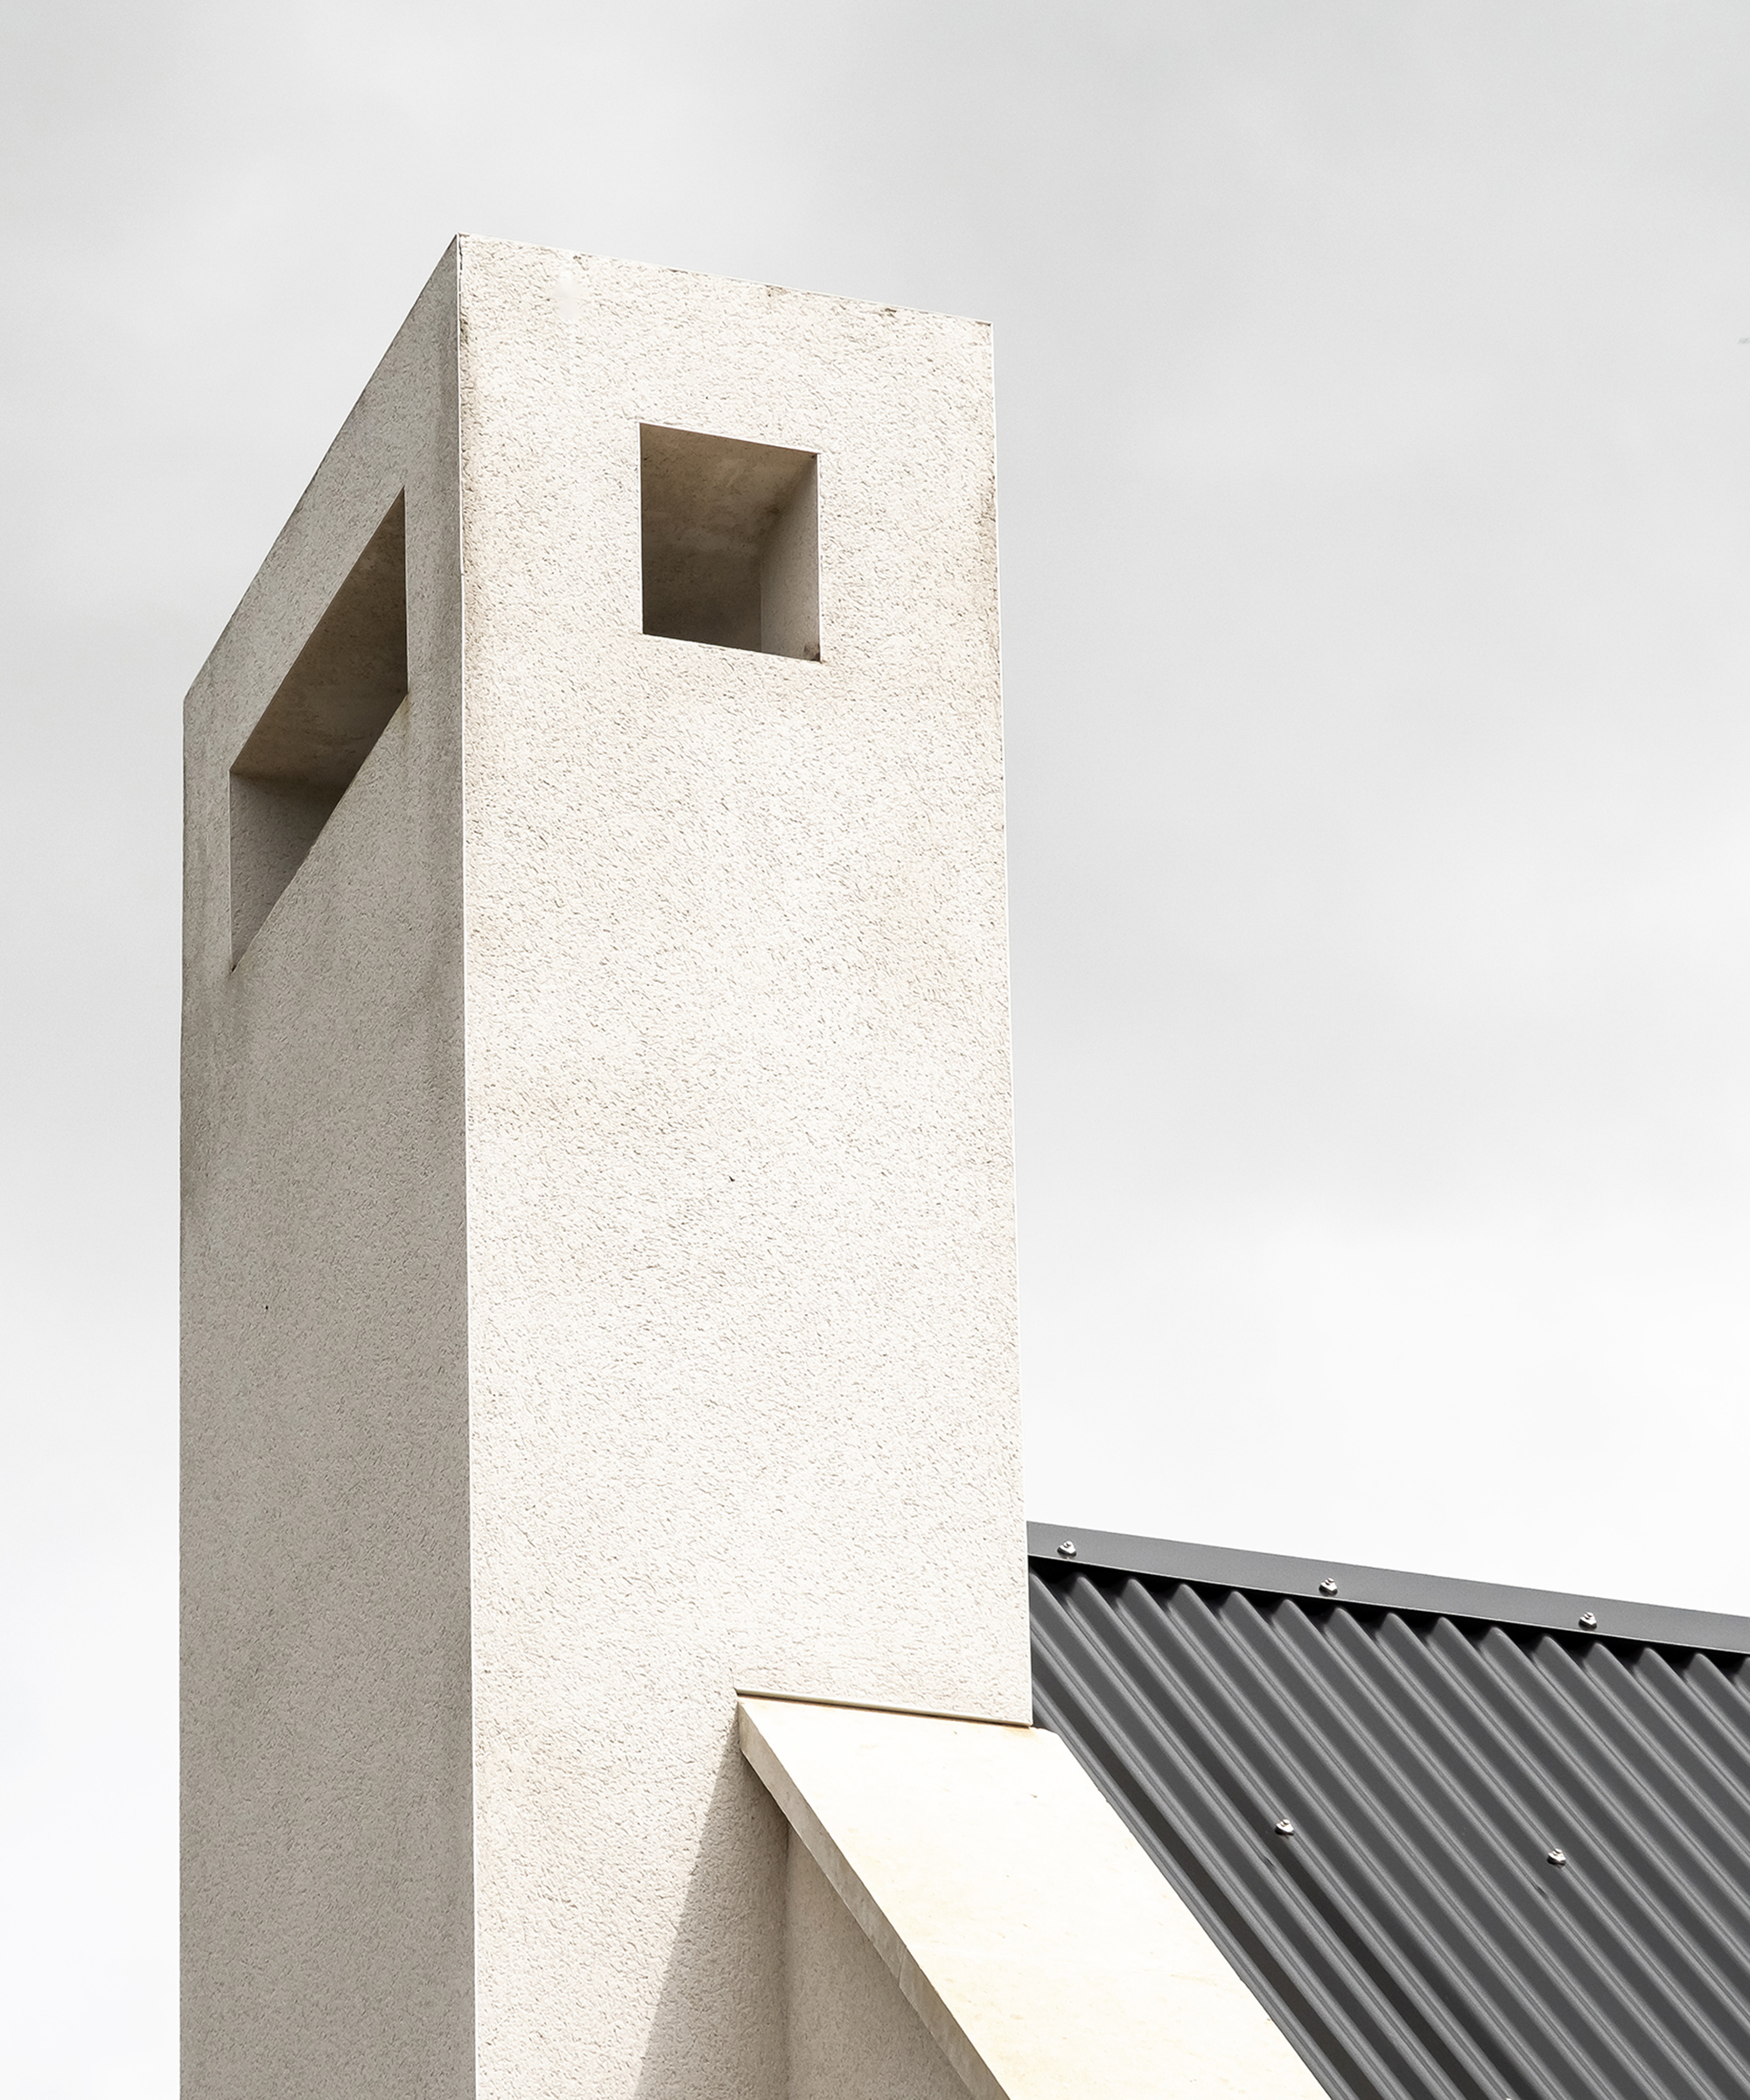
[1547,1848,1567,1866]
[1320,1578,1339,1595]
[1274,1817,1296,1836]
[1057,1540,1077,1558]
[1578,1611,1598,1631]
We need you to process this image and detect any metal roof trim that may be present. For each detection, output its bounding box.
[1026,1521,1750,1656]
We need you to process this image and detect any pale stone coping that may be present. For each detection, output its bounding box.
[738,1696,1328,2100]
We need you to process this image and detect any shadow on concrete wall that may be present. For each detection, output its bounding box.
[631,1715,790,2100]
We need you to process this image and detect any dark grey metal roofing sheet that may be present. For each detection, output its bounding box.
[1027,1522,1750,2100]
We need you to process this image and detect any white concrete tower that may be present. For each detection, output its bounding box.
[181,239,1029,2100]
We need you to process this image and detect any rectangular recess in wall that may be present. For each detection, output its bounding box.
[640,424,819,660]
[228,494,408,963]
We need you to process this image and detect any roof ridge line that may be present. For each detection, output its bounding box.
[1027,1522,1750,1656]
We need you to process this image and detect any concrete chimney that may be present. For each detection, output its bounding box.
[181,238,1027,2100]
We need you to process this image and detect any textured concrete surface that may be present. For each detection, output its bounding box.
[181,248,472,2100]
[458,236,1026,2100]
[741,1697,1330,2100]
[185,237,1026,2100]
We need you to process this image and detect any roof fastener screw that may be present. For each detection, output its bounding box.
[1547,1848,1567,1866]
[1057,1540,1077,1558]
[1275,1817,1296,1836]
[1578,1612,1598,1631]
[1320,1578,1339,1595]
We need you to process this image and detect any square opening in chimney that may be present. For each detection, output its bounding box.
[640,424,819,660]
[228,493,408,964]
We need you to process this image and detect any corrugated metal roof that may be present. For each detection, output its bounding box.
[1028,1523,1750,2100]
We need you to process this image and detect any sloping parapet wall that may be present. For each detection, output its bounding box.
[739,1695,1329,2100]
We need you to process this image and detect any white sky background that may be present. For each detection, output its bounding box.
[6,1,1750,2091]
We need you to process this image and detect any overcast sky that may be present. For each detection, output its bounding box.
[8,2,1750,2091]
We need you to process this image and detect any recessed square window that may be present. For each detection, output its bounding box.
[640,424,819,660]
[228,493,408,963]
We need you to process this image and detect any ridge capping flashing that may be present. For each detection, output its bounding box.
[1028,1522,1750,1657]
